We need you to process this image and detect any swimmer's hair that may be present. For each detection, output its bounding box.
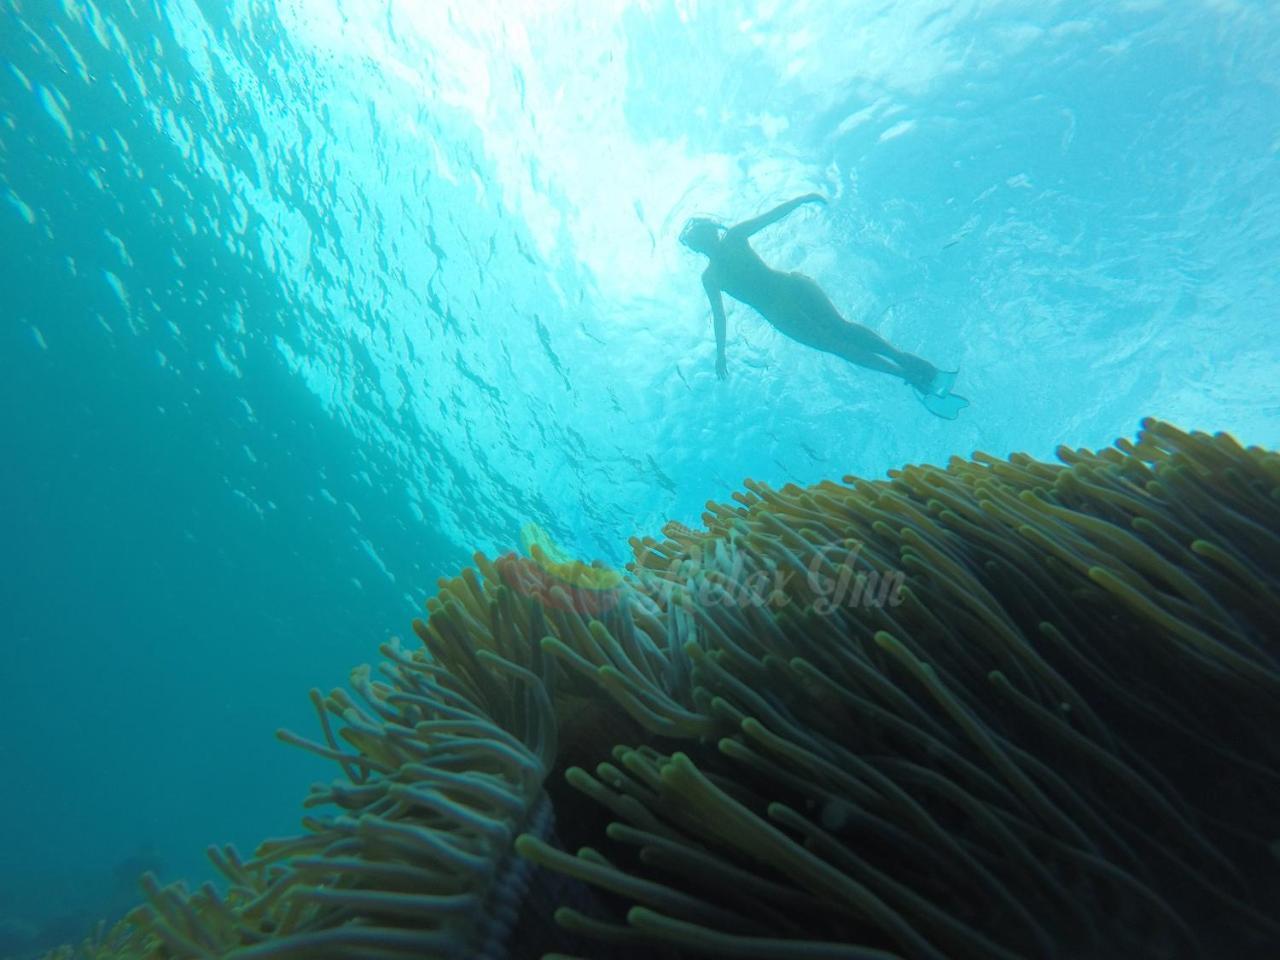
[679,216,726,248]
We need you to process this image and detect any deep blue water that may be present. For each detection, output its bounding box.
[1,0,1278,950]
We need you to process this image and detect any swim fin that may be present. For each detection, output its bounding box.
[924,368,958,397]
[912,367,968,419]
[916,389,970,419]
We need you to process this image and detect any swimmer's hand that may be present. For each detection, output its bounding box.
[716,354,728,380]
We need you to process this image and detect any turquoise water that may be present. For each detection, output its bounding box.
[1,0,1277,950]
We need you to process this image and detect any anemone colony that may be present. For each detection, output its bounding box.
[53,420,1280,959]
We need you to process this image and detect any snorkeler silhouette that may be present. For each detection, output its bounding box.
[681,194,969,419]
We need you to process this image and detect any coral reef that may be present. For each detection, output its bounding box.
[48,420,1280,959]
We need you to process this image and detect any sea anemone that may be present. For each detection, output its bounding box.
[50,419,1280,959]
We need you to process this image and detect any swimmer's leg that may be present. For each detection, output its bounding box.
[782,282,953,392]
[830,331,968,417]
[830,325,962,403]
[781,283,916,379]
[825,322,937,386]
[828,342,912,378]
[867,338,954,396]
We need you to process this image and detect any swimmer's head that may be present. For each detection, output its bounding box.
[679,217,725,255]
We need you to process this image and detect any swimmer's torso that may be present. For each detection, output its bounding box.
[705,232,836,342]
[703,233,791,311]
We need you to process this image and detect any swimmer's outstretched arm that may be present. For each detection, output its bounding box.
[727,193,827,239]
[702,270,729,380]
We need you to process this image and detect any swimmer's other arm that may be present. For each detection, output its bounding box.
[726,192,827,240]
